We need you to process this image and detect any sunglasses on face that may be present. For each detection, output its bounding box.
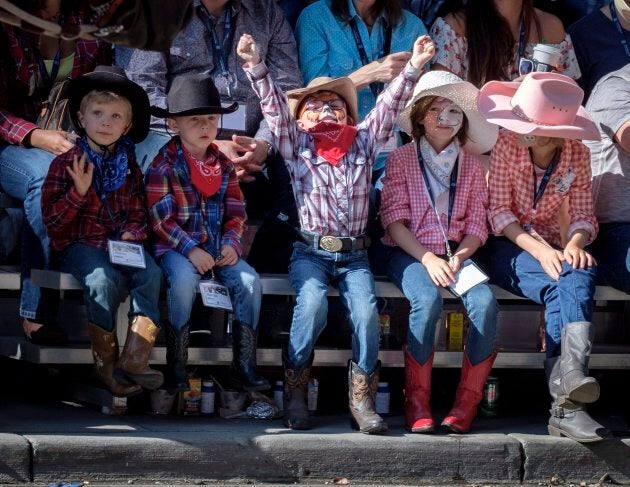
[304,99,346,112]
[518,57,555,76]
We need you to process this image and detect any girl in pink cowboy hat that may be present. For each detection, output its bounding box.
[379,70,499,434]
[477,72,610,443]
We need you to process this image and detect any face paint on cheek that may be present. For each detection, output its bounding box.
[437,103,464,133]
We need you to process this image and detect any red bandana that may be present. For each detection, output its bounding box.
[183,145,222,197]
[308,121,357,166]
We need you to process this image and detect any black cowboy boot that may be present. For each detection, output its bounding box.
[165,323,189,392]
[282,350,312,430]
[230,320,270,391]
[348,360,388,434]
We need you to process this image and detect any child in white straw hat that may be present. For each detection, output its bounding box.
[476,71,610,443]
[379,70,499,434]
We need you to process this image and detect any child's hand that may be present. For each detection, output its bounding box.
[535,246,565,281]
[237,33,261,67]
[410,35,435,70]
[120,232,135,241]
[216,245,237,266]
[421,252,455,287]
[563,242,596,270]
[188,247,216,275]
[66,152,93,197]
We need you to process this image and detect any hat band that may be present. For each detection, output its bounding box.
[511,104,553,127]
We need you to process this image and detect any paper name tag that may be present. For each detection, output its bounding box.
[221,103,247,132]
[449,259,489,297]
[199,279,233,311]
[107,239,146,269]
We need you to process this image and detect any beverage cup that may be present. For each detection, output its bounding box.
[220,390,247,410]
[150,388,177,415]
[532,44,562,72]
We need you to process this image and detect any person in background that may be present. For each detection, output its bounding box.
[568,0,630,100]
[41,66,163,396]
[0,0,111,345]
[430,0,580,87]
[477,72,610,443]
[586,64,630,294]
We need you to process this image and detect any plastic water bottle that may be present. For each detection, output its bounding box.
[201,380,215,416]
[375,382,390,415]
[274,380,284,411]
[307,378,319,414]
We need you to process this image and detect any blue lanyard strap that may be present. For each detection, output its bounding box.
[348,17,392,100]
[531,148,560,211]
[417,142,458,257]
[33,42,62,89]
[197,3,233,77]
[610,2,630,59]
[517,18,526,60]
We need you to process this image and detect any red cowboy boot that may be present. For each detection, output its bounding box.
[404,347,434,433]
[442,352,497,433]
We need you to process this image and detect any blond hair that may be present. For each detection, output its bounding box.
[79,90,132,122]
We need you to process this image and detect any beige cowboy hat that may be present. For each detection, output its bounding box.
[286,77,359,124]
[397,70,499,155]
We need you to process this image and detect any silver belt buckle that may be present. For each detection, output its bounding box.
[319,236,343,252]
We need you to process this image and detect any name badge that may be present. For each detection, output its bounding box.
[199,279,233,311]
[221,102,247,132]
[448,260,489,297]
[107,239,146,269]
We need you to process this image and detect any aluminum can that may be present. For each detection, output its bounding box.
[307,378,319,414]
[479,376,499,417]
[200,380,215,416]
[274,380,284,411]
[375,382,390,415]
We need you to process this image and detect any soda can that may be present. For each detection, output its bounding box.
[307,378,319,414]
[479,376,499,417]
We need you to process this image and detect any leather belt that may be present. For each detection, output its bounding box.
[299,231,370,253]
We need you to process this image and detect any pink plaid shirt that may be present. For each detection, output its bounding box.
[246,61,421,237]
[488,131,597,247]
[380,141,489,254]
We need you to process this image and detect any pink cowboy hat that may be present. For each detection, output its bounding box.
[477,72,600,140]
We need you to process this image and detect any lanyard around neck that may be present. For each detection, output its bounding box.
[348,17,392,100]
[517,18,526,60]
[610,2,630,59]
[531,148,560,211]
[417,141,458,258]
[197,3,233,77]
[33,41,62,89]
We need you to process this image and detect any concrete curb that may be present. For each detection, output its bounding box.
[0,433,30,483]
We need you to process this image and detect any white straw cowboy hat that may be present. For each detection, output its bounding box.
[287,77,359,123]
[477,72,600,140]
[397,70,499,155]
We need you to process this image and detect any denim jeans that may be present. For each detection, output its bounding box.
[478,237,597,357]
[0,144,58,321]
[160,250,262,331]
[59,243,162,331]
[287,242,380,374]
[588,222,630,294]
[133,130,170,175]
[385,246,497,365]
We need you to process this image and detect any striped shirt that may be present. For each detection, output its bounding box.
[488,131,597,247]
[246,61,421,237]
[380,141,489,254]
[145,138,246,259]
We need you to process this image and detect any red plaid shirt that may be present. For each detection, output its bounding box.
[380,142,489,254]
[0,8,111,145]
[42,145,149,252]
[488,131,597,247]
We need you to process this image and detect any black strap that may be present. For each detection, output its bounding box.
[531,149,560,211]
[610,2,630,59]
[348,17,392,100]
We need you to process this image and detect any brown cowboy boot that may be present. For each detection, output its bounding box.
[114,315,164,390]
[282,351,311,430]
[87,323,141,397]
[348,360,388,434]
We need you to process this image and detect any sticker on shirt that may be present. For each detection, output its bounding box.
[107,239,146,269]
[221,102,247,132]
[199,279,233,311]
[552,168,575,194]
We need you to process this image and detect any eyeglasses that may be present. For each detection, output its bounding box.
[518,58,555,77]
[304,99,346,112]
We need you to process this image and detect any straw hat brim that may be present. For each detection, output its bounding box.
[287,77,359,124]
[397,77,499,155]
[477,80,601,141]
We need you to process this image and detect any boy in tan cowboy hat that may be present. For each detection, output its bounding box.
[237,32,435,433]
[41,65,163,397]
[476,72,610,443]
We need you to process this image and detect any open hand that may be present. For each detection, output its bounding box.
[410,35,435,70]
[29,128,74,155]
[237,33,261,67]
[66,153,93,197]
[564,242,595,269]
[536,246,566,281]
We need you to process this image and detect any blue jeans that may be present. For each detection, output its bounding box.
[588,222,630,294]
[479,237,597,358]
[0,144,58,321]
[133,130,170,175]
[287,242,380,373]
[160,250,262,331]
[59,243,162,331]
[386,247,497,365]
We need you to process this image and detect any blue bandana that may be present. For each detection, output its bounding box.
[77,136,135,194]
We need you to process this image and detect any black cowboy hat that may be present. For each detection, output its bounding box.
[67,65,150,143]
[151,73,238,118]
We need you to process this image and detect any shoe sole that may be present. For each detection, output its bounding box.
[558,381,600,406]
[547,424,608,443]
[114,368,164,390]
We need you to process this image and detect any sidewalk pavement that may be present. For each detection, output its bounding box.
[1,399,629,486]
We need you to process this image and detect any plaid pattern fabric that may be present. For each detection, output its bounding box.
[380,141,489,254]
[0,8,111,145]
[145,138,246,259]
[246,61,421,237]
[41,145,149,252]
[488,131,597,247]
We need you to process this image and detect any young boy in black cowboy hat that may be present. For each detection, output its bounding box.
[41,65,164,397]
[145,73,269,394]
